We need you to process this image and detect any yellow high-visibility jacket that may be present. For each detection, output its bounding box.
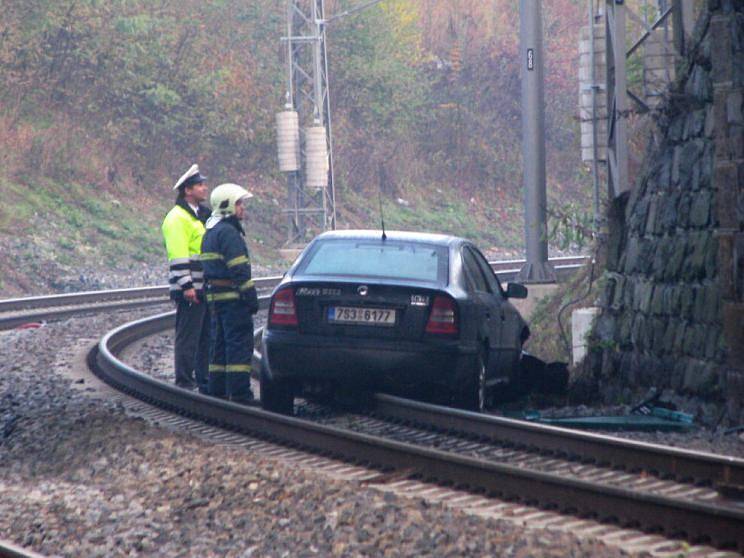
[161,200,209,301]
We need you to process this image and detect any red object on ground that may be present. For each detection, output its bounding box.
[15,322,44,330]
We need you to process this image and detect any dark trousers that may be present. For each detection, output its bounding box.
[208,300,254,401]
[174,299,209,392]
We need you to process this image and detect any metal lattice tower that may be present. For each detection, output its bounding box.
[604,0,630,199]
[282,0,336,246]
[601,0,694,199]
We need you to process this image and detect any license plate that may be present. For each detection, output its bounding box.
[328,306,396,326]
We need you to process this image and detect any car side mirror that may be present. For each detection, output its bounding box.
[506,283,528,299]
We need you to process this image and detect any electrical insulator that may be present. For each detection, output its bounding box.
[276,110,300,172]
[304,125,328,189]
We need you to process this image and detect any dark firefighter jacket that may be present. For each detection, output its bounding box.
[201,216,259,313]
[161,199,211,301]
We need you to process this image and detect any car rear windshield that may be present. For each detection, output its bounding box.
[298,239,449,284]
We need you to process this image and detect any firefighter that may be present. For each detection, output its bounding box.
[201,183,259,403]
[161,164,211,392]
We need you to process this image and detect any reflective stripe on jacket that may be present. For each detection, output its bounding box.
[161,200,210,300]
[201,217,257,306]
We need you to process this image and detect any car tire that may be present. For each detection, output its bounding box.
[302,382,336,405]
[455,352,487,412]
[260,364,294,415]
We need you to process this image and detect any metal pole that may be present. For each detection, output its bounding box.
[286,0,294,105]
[671,0,685,56]
[589,0,600,235]
[286,0,298,244]
[321,21,337,230]
[605,0,629,198]
[660,0,673,84]
[681,0,694,42]
[311,1,324,123]
[517,0,555,283]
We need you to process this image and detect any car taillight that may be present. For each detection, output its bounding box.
[269,288,298,327]
[425,295,458,335]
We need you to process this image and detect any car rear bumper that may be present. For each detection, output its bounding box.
[262,329,478,391]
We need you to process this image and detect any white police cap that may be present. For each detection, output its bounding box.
[173,164,207,190]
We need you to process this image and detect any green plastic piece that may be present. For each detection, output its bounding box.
[502,407,694,432]
[649,406,694,424]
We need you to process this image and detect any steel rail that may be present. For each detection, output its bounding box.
[251,326,744,489]
[95,313,744,551]
[0,540,47,558]
[497,263,585,283]
[0,298,171,331]
[78,300,741,495]
[0,277,283,331]
[0,277,283,313]
[0,286,168,313]
[490,255,589,272]
[3,254,730,487]
[0,256,590,315]
[371,393,744,489]
[0,256,588,330]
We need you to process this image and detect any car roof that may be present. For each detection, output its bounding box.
[315,229,464,247]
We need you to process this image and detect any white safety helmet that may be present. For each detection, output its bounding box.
[209,183,253,217]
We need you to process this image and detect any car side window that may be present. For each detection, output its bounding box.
[471,247,504,298]
[462,248,490,293]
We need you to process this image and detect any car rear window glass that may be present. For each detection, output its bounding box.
[298,239,449,283]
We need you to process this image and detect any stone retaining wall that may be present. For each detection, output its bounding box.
[587,0,744,424]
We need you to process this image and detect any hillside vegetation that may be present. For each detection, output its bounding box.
[0,0,588,295]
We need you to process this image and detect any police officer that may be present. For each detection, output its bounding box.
[161,164,211,392]
[201,183,259,403]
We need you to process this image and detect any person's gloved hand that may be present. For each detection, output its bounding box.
[242,287,259,315]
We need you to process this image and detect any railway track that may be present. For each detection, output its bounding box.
[90,309,744,552]
[0,255,588,331]
[0,277,281,330]
[491,255,590,281]
[0,539,47,558]
[15,255,744,554]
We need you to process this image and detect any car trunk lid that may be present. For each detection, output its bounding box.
[290,280,442,341]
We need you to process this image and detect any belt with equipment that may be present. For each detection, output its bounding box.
[207,278,240,302]
[208,279,235,287]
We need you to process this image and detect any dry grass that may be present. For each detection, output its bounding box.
[523,254,603,366]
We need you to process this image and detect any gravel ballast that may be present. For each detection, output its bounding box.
[2,307,742,557]
[1,309,638,558]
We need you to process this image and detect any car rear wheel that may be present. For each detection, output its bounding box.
[455,352,487,412]
[260,364,294,415]
[302,382,336,405]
